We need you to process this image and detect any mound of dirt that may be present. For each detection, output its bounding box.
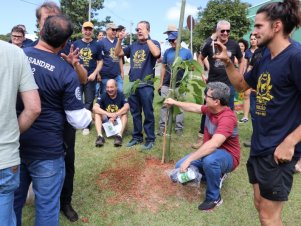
[97,151,201,212]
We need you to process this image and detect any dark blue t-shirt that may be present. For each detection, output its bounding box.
[73,39,102,74]
[96,91,127,113]
[19,47,84,160]
[123,40,161,85]
[162,47,192,87]
[244,42,301,157]
[98,38,120,79]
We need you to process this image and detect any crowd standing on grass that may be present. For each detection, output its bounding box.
[2,0,301,225]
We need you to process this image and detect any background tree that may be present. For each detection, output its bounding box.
[0,33,10,42]
[60,0,112,40]
[193,0,251,52]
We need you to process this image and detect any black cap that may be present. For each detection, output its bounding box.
[117,25,125,31]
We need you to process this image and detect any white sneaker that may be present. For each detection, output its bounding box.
[82,128,90,136]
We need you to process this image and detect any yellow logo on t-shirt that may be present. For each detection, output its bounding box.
[256,72,274,116]
[109,47,119,62]
[80,47,93,67]
[133,50,146,68]
[106,104,119,113]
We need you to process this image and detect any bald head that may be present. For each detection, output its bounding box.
[107,79,117,87]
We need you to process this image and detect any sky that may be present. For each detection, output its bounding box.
[0,0,265,42]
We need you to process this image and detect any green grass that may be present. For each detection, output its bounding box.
[22,80,301,226]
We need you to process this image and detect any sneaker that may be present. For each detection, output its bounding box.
[82,128,90,135]
[95,135,105,147]
[198,196,223,211]
[239,117,248,123]
[156,128,165,136]
[126,139,143,147]
[219,173,228,189]
[175,129,183,136]
[191,133,203,149]
[141,141,154,150]
[243,141,251,147]
[61,203,79,222]
[114,135,123,147]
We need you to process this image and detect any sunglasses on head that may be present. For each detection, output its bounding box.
[220,29,230,34]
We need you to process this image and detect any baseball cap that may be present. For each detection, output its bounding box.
[82,21,94,28]
[117,25,125,31]
[166,31,178,40]
[106,23,118,30]
[163,24,178,34]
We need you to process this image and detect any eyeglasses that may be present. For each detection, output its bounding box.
[220,29,230,34]
[11,35,24,39]
[205,93,216,100]
[168,39,175,43]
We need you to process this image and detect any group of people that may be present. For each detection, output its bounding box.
[1,0,301,226]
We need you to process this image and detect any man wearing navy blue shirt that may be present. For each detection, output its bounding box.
[26,2,88,222]
[14,15,92,226]
[73,21,103,136]
[115,21,161,150]
[158,31,192,136]
[214,0,301,224]
[93,79,129,147]
[98,23,124,94]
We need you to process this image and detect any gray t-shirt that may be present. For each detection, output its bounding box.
[0,40,38,170]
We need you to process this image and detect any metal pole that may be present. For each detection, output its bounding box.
[190,16,193,55]
[88,0,91,21]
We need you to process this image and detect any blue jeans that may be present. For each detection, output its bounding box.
[14,157,65,226]
[128,86,155,142]
[101,75,124,95]
[175,149,233,201]
[0,165,20,226]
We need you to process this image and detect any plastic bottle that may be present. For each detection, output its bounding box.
[177,167,196,183]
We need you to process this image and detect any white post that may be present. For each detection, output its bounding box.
[88,0,91,21]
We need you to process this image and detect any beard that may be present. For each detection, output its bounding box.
[257,35,272,48]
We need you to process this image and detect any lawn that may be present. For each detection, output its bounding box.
[22,78,301,226]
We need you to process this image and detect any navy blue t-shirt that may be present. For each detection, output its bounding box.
[73,39,102,74]
[244,42,301,157]
[162,47,192,87]
[123,40,161,85]
[19,47,84,160]
[98,38,120,79]
[96,91,127,114]
[202,39,242,86]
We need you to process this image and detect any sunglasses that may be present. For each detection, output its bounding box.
[168,39,176,43]
[111,29,117,32]
[11,35,24,38]
[220,29,230,34]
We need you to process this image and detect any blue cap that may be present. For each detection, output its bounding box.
[166,31,178,40]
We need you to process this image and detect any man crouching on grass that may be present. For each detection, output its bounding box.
[164,82,240,211]
[93,79,129,147]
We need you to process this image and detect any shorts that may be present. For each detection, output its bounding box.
[246,154,297,201]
